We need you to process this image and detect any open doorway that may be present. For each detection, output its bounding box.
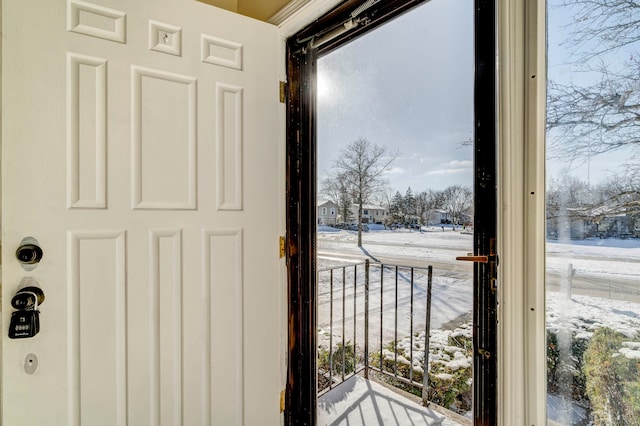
[315,1,474,423]
[285,0,497,424]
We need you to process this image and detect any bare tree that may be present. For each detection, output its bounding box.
[334,138,397,246]
[594,175,640,235]
[547,174,640,238]
[547,0,640,163]
[416,189,444,225]
[441,185,472,228]
[320,172,353,224]
[546,174,594,218]
[546,0,640,238]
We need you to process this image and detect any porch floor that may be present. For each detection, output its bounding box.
[317,375,467,426]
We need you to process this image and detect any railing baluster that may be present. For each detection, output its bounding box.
[317,261,434,400]
[394,265,398,377]
[410,267,414,383]
[364,260,369,379]
[353,264,357,374]
[380,264,383,373]
[422,265,433,406]
[342,266,346,381]
[329,269,334,389]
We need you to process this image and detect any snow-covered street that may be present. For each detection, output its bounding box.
[317,225,640,361]
[317,225,640,323]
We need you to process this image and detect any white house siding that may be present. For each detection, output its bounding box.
[350,204,388,224]
[318,201,338,225]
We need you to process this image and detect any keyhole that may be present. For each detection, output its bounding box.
[163,32,170,43]
[24,353,38,374]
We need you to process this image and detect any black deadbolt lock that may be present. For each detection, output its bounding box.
[16,237,43,265]
[11,286,45,310]
[16,244,43,264]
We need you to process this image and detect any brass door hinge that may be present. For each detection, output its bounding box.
[280,389,286,412]
[279,236,286,258]
[279,81,287,103]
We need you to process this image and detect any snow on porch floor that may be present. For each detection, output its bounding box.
[317,375,466,426]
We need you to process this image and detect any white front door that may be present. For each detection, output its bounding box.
[2,0,283,424]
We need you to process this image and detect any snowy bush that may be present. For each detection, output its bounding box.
[584,327,640,425]
[546,330,588,404]
[369,324,473,414]
[317,341,359,391]
[426,329,472,412]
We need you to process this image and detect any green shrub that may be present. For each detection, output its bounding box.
[427,360,472,412]
[546,330,588,402]
[583,327,640,425]
[318,341,357,377]
[448,332,472,352]
[370,345,424,384]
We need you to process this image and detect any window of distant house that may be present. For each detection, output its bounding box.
[322,207,327,215]
[363,210,368,215]
[331,208,335,215]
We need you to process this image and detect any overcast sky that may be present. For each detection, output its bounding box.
[316,0,474,194]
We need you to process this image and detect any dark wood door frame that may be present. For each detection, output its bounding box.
[285,36,318,426]
[472,0,498,424]
[285,0,498,424]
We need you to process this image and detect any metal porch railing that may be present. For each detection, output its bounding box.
[316,259,433,406]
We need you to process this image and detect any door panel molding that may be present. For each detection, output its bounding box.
[68,230,127,426]
[66,52,108,209]
[67,0,127,43]
[131,66,198,210]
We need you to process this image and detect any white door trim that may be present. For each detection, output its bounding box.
[275,0,343,38]
[498,0,547,424]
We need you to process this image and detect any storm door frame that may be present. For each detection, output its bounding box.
[284,0,498,424]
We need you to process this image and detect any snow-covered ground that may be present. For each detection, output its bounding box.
[318,226,640,338]
[318,224,474,264]
[318,375,460,426]
[317,226,640,423]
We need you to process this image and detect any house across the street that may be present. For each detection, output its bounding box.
[317,200,338,225]
[350,204,388,224]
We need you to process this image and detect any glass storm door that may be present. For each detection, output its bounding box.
[285,0,498,424]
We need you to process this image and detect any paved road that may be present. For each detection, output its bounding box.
[319,240,640,303]
[317,244,474,345]
[546,270,640,303]
[318,247,471,275]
